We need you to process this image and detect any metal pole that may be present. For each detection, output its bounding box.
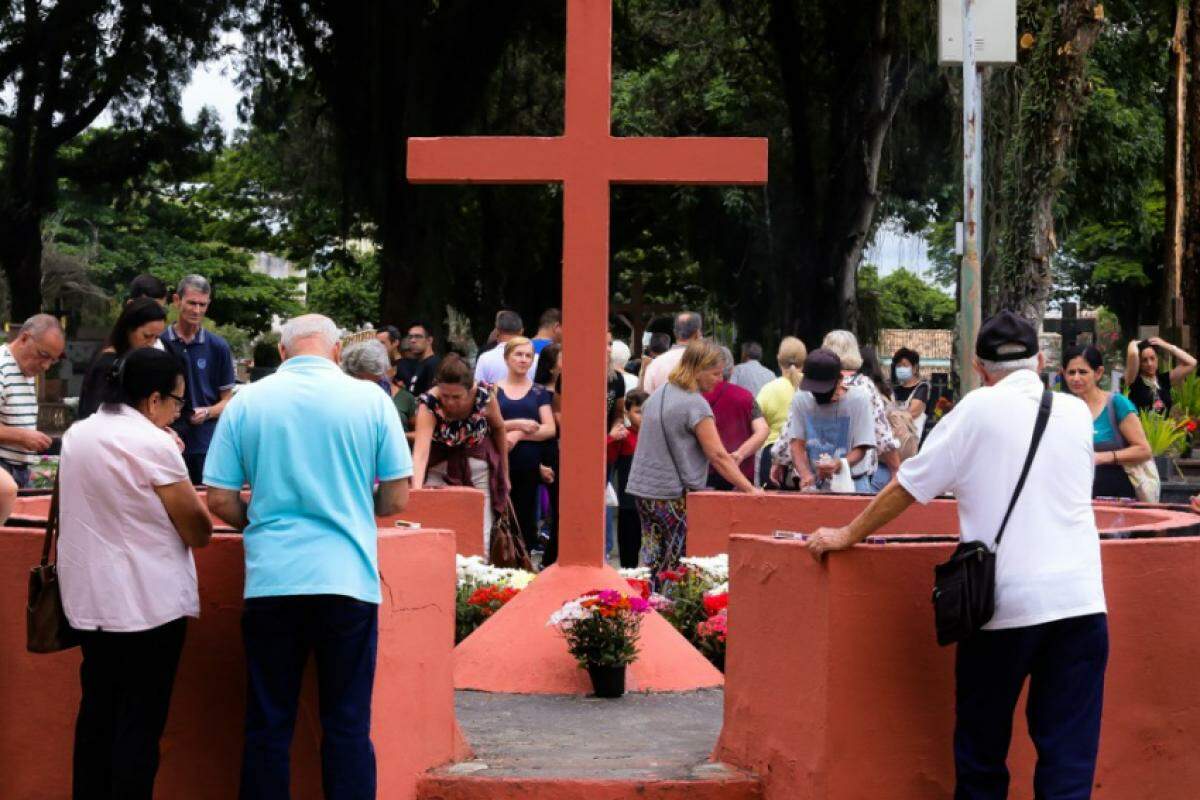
[957,0,983,394]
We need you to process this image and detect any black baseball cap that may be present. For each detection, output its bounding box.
[976,310,1039,362]
[801,348,843,393]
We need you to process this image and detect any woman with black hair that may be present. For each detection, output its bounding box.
[77,297,169,420]
[59,347,212,799]
[1124,336,1197,414]
[1063,344,1153,499]
[890,347,930,433]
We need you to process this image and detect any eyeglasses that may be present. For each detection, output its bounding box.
[405,333,427,340]
[33,346,60,363]
[166,392,186,408]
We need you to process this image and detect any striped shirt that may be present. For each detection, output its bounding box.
[0,345,38,465]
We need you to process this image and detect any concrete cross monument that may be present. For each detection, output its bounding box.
[408,0,767,693]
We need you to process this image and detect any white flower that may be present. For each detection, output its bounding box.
[705,582,728,596]
[618,566,651,580]
[547,599,588,628]
[681,554,729,584]
[457,555,536,591]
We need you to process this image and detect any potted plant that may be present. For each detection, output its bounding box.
[1139,411,1189,480]
[548,589,651,697]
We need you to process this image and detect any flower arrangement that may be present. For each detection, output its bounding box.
[548,589,651,670]
[695,611,728,671]
[454,555,535,643]
[655,557,726,642]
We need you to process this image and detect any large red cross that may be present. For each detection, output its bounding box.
[408,0,767,567]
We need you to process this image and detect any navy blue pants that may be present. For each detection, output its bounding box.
[954,613,1108,800]
[240,595,378,800]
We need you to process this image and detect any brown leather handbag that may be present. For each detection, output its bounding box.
[488,499,533,571]
[27,476,78,653]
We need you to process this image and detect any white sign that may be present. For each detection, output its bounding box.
[938,0,1018,66]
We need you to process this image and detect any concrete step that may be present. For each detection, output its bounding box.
[416,762,763,800]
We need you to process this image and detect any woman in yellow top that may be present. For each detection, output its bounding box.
[754,336,806,488]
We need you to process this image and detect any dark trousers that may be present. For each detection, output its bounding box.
[616,506,641,568]
[508,467,541,553]
[240,595,379,800]
[73,617,188,800]
[183,452,207,485]
[0,458,31,488]
[954,613,1108,800]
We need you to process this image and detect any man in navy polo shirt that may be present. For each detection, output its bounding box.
[160,274,236,484]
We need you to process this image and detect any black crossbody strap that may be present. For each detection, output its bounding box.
[994,389,1053,551]
[40,472,61,567]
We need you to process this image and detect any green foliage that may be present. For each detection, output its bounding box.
[1139,411,1188,457]
[858,265,956,341]
[307,250,382,330]
[47,193,302,335]
[1171,374,1200,421]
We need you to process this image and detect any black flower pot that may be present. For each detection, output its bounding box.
[587,663,626,698]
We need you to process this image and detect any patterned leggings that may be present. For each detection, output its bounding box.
[635,497,688,590]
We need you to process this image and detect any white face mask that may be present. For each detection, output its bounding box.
[895,366,914,383]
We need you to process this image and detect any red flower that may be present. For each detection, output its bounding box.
[657,567,688,583]
[703,593,729,617]
[626,578,652,600]
[1186,419,1198,434]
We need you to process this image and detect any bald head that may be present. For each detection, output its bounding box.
[11,314,64,377]
[280,314,340,361]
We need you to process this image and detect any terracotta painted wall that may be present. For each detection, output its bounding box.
[0,527,462,799]
[717,535,1200,800]
[8,486,486,556]
[686,492,1198,556]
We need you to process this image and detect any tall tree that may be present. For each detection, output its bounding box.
[0,0,236,320]
[988,0,1103,321]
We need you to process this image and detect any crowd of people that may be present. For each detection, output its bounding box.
[6,273,1200,798]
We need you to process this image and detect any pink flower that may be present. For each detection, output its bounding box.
[628,596,650,614]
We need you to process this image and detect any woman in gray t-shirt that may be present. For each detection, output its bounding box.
[627,340,760,586]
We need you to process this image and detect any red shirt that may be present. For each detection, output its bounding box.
[607,428,638,466]
[702,380,756,480]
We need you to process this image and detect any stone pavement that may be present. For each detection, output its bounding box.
[444,688,737,780]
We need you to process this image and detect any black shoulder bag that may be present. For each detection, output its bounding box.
[931,389,1052,646]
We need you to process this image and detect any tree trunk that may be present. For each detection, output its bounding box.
[992,0,1102,323]
[1164,4,1188,345]
[0,212,45,322]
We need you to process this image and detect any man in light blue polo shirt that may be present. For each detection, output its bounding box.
[205,314,411,800]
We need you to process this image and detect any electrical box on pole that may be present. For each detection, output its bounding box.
[938,0,1018,65]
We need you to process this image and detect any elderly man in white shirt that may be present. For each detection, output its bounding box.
[807,310,1108,800]
[475,309,537,385]
[642,311,703,394]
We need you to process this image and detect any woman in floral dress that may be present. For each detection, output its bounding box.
[412,354,510,551]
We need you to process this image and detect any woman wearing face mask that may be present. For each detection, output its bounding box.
[890,347,930,436]
[77,298,169,421]
[412,354,511,552]
[1124,336,1196,414]
[496,336,556,553]
[628,340,761,587]
[59,347,212,798]
[1063,344,1152,498]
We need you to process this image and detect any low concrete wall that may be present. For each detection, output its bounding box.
[716,534,1200,800]
[0,527,462,799]
[686,492,1200,556]
[8,486,486,556]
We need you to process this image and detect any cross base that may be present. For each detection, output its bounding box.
[454,564,724,694]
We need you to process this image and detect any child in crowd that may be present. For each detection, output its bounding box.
[610,390,647,568]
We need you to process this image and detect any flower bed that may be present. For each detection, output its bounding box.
[638,555,730,671]
[454,556,535,643]
[453,554,732,671]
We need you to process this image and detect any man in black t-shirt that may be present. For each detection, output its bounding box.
[396,321,441,397]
